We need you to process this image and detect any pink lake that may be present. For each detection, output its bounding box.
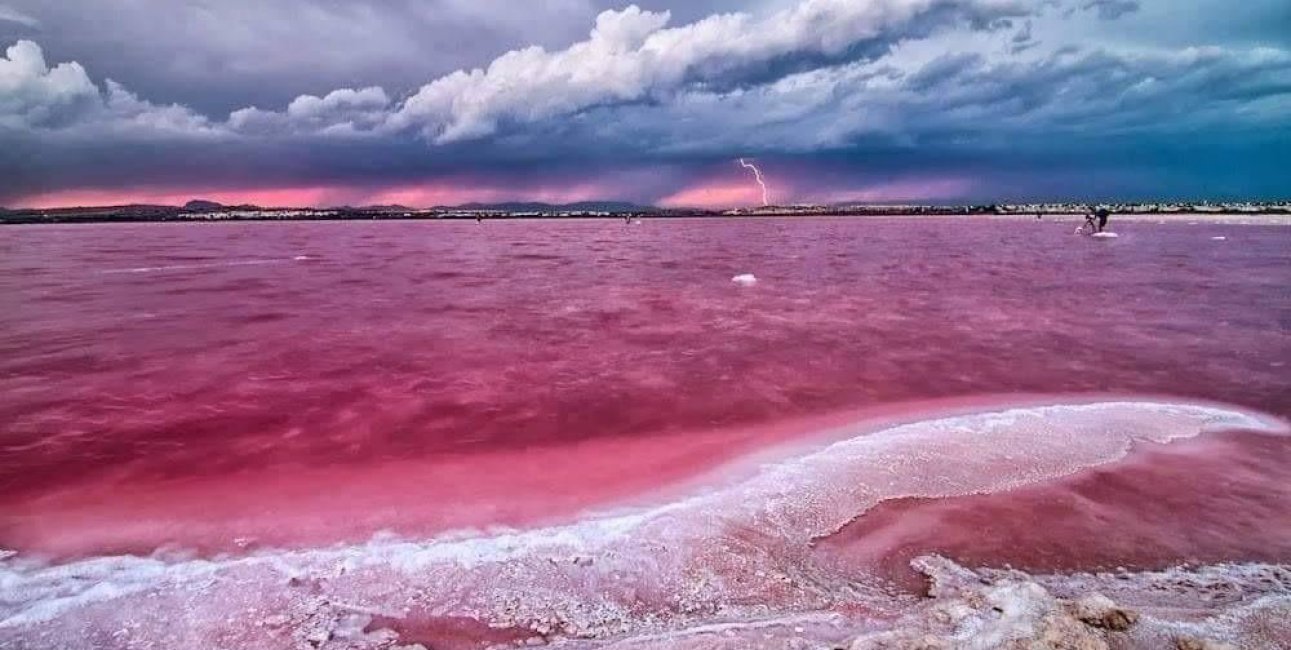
[0,217,1287,649]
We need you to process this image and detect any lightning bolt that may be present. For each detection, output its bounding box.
[738,158,771,206]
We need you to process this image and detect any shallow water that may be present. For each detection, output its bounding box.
[0,217,1288,648]
[814,429,1291,590]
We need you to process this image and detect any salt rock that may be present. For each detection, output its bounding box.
[1068,594,1138,631]
[1034,611,1109,650]
[849,557,1111,650]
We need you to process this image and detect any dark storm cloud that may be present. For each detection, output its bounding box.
[904,53,985,92]
[1,0,1289,206]
[1082,0,1140,21]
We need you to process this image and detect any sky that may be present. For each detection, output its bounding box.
[1,0,1288,209]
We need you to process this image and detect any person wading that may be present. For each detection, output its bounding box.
[1095,206,1110,232]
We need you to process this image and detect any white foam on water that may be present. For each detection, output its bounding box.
[1,400,1285,649]
[102,257,310,274]
[731,273,758,286]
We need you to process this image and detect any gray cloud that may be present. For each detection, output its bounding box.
[0,4,36,28]
[539,41,1291,157]
[1082,0,1140,21]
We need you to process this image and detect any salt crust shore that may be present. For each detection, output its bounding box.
[1,401,1286,649]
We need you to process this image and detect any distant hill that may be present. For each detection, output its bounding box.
[446,201,654,213]
[183,199,264,212]
[183,199,224,212]
[53,204,178,216]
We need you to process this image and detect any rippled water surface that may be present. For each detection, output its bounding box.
[1,217,1289,649]
[1,217,1288,554]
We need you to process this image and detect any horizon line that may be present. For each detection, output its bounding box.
[6,197,1291,214]
[10,199,1291,215]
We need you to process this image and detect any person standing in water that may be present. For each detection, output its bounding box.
[1078,206,1111,234]
[1079,209,1098,234]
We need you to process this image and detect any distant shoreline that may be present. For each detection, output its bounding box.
[965,212,1291,226]
[3,211,1290,226]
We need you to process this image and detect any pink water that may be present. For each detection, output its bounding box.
[1,217,1288,552]
[0,217,1289,648]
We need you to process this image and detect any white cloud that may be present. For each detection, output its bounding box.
[390,0,1032,143]
[102,80,218,136]
[229,86,390,136]
[0,40,215,136]
[0,40,99,128]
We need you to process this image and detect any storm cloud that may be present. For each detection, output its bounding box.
[1,0,1288,207]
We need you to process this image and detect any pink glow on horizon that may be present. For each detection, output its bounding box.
[13,180,625,210]
[14,186,352,210]
[659,174,974,209]
[658,180,764,209]
[12,173,973,211]
[364,180,616,208]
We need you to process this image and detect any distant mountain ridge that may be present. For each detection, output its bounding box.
[176,199,653,213]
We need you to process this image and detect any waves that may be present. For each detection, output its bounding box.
[2,399,1287,649]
